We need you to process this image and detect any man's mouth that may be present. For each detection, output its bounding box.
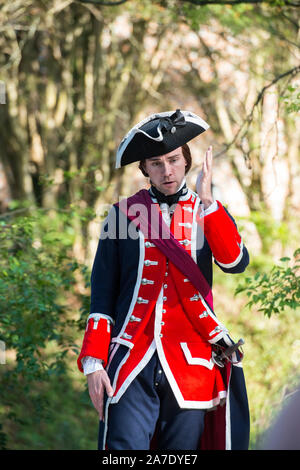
[163,181,175,185]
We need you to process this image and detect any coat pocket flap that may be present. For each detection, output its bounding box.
[180,342,214,370]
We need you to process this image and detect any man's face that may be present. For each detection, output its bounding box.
[143,147,187,196]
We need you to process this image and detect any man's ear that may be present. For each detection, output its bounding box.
[143,165,149,177]
[139,160,149,177]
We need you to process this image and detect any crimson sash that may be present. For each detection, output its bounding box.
[117,189,213,310]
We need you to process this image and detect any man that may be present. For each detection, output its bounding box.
[77,109,250,450]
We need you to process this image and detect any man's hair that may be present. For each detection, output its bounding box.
[138,143,192,177]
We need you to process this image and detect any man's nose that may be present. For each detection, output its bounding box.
[162,162,172,176]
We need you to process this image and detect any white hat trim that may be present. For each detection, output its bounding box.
[115,110,209,169]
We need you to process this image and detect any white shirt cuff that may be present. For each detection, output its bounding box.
[203,200,218,215]
[198,200,218,218]
[82,356,104,375]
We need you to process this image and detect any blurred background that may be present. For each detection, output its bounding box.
[0,0,299,450]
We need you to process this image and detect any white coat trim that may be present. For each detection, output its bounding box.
[154,289,226,409]
[102,396,113,450]
[111,337,134,349]
[189,194,229,342]
[225,366,232,450]
[154,289,186,407]
[203,200,218,216]
[110,340,156,404]
[189,280,229,344]
[215,241,244,269]
[180,187,193,202]
[191,192,200,262]
[106,343,119,372]
[102,347,131,450]
[180,342,215,370]
[208,331,229,344]
[222,334,234,347]
[196,200,218,219]
[87,313,114,326]
[113,231,145,345]
[181,390,227,409]
[232,361,243,368]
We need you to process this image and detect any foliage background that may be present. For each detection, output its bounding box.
[0,0,299,450]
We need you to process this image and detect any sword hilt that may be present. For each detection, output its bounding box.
[221,338,245,359]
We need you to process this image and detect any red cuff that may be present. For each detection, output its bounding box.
[77,317,111,372]
[201,201,243,267]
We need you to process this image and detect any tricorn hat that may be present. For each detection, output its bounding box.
[115,109,209,169]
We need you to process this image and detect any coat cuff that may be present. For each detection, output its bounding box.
[77,313,112,372]
[202,200,243,268]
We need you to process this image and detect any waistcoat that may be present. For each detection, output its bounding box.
[107,192,227,408]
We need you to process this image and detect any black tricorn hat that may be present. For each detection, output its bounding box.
[115,109,209,168]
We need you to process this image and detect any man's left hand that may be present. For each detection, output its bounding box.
[196,145,214,209]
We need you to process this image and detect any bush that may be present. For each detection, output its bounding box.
[235,249,300,317]
[0,214,90,448]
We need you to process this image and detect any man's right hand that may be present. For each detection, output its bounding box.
[87,369,114,421]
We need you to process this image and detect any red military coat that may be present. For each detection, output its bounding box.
[77,188,250,449]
